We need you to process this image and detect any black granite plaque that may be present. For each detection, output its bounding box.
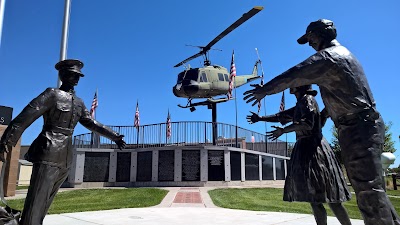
[276,158,285,180]
[158,150,175,181]
[137,151,152,181]
[182,150,200,181]
[116,152,131,182]
[245,153,259,180]
[208,150,224,181]
[83,152,110,182]
[262,156,273,180]
[230,151,241,181]
[0,106,12,125]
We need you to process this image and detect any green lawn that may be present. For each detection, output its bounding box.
[16,185,29,190]
[387,189,400,196]
[208,188,400,220]
[6,188,168,214]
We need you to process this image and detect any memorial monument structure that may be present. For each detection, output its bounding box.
[68,121,290,187]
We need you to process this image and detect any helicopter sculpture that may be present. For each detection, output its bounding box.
[173,6,264,111]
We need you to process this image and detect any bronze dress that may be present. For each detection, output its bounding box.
[278,94,350,203]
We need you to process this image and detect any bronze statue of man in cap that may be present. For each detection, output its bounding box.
[0,59,126,225]
[244,19,400,225]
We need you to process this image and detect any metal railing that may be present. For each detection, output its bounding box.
[73,121,294,156]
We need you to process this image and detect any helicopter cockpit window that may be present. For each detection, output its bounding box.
[200,72,208,82]
[218,73,224,81]
[177,69,199,83]
[224,74,229,81]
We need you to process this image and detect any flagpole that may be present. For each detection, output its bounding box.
[0,0,6,48]
[58,0,72,88]
[255,48,268,151]
[135,100,139,147]
[230,50,238,148]
[234,76,238,148]
[166,109,168,144]
[94,88,98,120]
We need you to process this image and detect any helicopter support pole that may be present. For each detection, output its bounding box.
[57,0,72,88]
[211,103,218,146]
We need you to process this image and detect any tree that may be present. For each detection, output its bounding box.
[383,121,396,153]
[330,121,396,164]
[330,126,342,164]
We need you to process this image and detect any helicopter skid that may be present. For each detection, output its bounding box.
[178,97,231,109]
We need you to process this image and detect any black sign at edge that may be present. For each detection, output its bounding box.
[0,106,13,126]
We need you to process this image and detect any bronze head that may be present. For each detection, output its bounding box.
[297,19,337,48]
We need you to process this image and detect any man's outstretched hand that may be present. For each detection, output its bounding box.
[114,135,126,150]
[243,84,267,106]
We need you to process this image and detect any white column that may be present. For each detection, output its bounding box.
[108,152,117,182]
[200,149,208,181]
[241,152,245,181]
[224,150,231,181]
[284,159,287,178]
[152,150,159,181]
[130,152,137,182]
[273,158,276,181]
[258,155,262,181]
[174,149,182,181]
[68,150,85,184]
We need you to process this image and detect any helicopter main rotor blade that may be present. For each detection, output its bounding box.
[204,6,264,51]
[174,52,203,68]
[174,6,263,68]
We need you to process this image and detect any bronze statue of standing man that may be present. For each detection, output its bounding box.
[0,59,126,225]
[244,19,399,225]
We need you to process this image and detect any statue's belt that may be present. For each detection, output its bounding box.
[42,125,74,135]
[337,109,380,125]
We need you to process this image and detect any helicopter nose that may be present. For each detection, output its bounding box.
[183,81,199,96]
[173,84,185,97]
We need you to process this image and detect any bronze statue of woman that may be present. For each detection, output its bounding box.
[247,85,351,225]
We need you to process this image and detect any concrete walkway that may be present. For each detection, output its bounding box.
[8,186,365,225]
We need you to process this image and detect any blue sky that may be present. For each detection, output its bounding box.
[1,1,399,165]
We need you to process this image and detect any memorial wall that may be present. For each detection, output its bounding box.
[71,146,288,187]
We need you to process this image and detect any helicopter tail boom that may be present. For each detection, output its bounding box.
[234,60,261,87]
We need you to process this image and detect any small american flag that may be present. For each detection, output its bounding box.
[134,101,140,129]
[166,110,171,139]
[228,50,236,99]
[279,91,285,112]
[90,90,98,119]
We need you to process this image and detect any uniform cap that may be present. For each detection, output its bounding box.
[297,19,336,45]
[55,59,84,77]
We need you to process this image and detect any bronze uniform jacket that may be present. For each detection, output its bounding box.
[0,88,119,168]
[261,41,377,125]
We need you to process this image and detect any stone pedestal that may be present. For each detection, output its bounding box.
[0,125,21,197]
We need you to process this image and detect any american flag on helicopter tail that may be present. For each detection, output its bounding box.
[90,90,98,119]
[228,50,236,99]
[134,101,140,129]
[279,91,285,112]
[166,110,171,139]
